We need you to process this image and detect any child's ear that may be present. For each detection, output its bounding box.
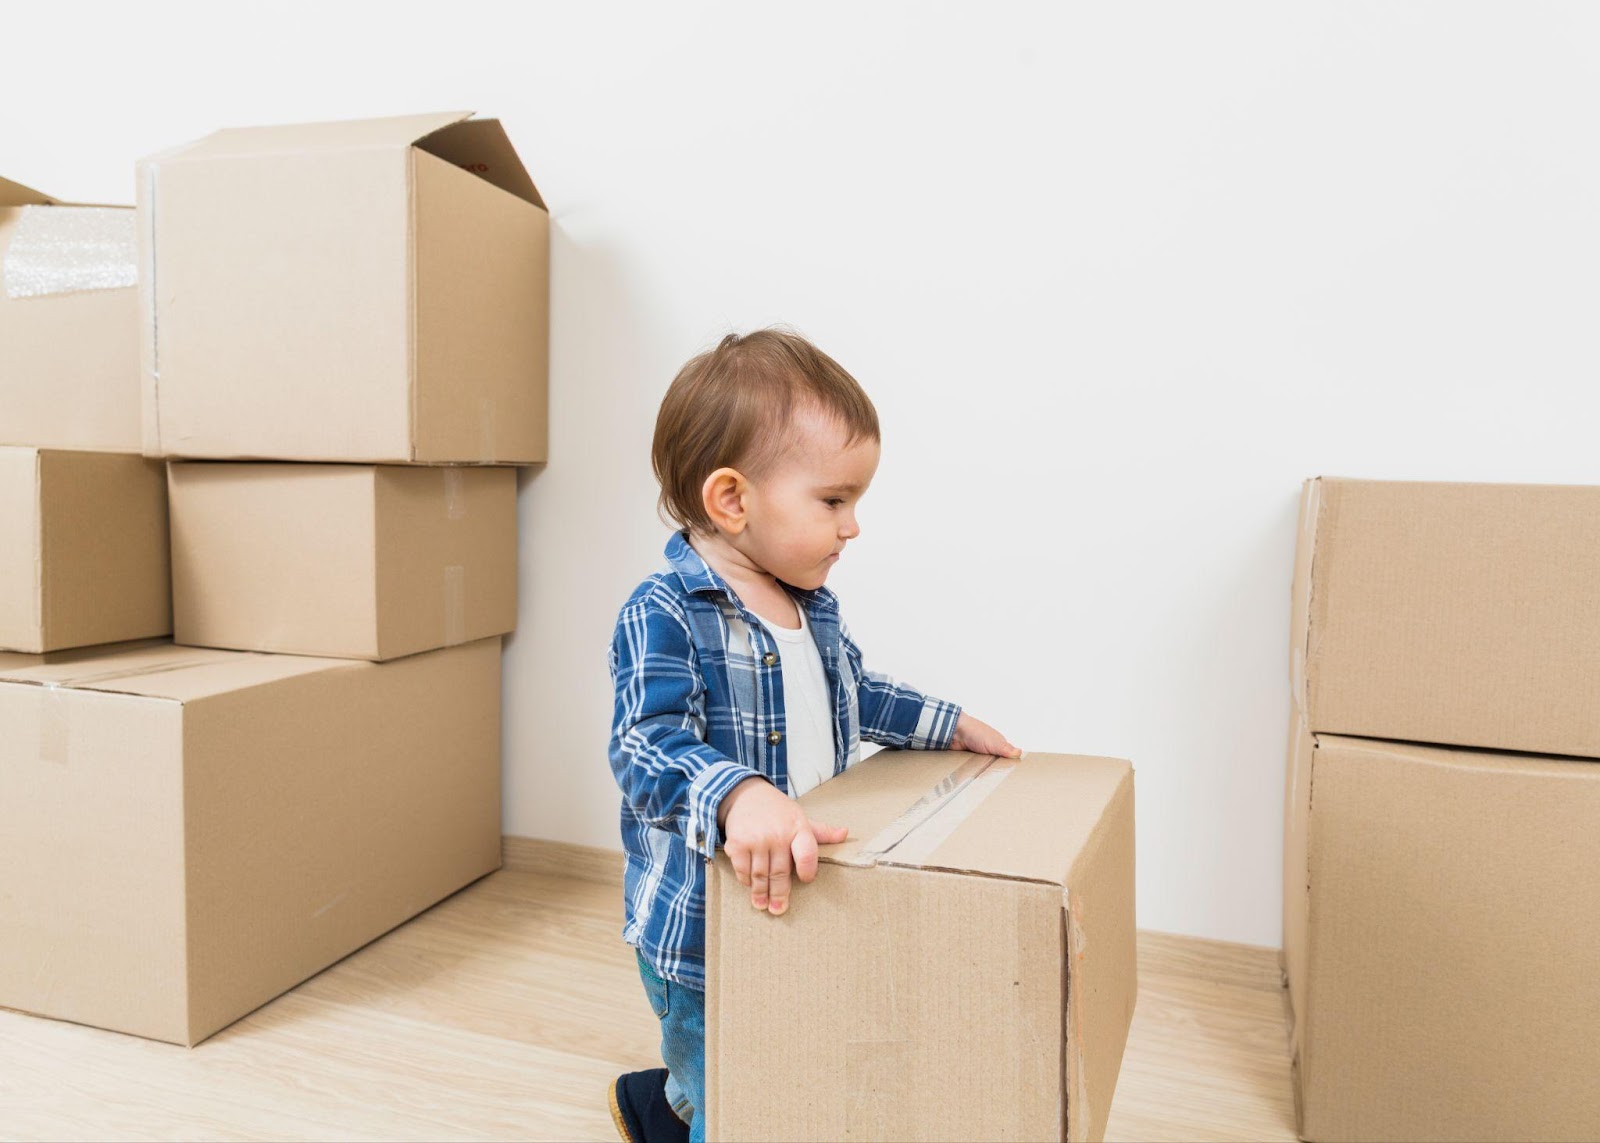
[702,467,749,534]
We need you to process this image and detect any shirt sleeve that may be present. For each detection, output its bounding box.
[608,590,763,859]
[842,618,963,750]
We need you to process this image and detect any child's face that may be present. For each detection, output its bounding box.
[739,409,880,590]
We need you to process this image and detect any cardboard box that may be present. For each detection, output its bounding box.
[1293,476,1600,757]
[707,750,1137,1142]
[0,447,170,653]
[1282,727,1600,1142]
[0,176,141,452]
[138,112,549,464]
[169,462,517,660]
[0,637,503,1046]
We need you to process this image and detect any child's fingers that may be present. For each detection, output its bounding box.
[809,819,849,846]
[728,842,752,888]
[749,848,770,910]
[767,848,792,915]
[792,827,819,884]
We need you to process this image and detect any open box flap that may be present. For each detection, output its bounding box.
[148,111,475,163]
[0,176,54,208]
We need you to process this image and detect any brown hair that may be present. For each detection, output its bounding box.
[652,328,880,533]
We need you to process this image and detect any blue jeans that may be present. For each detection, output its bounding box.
[636,951,706,1143]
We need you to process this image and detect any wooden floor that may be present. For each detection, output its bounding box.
[0,850,1297,1142]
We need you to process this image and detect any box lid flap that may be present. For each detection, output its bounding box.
[414,117,545,208]
[0,640,358,702]
[1313,732,1600,775]
[805,749,1133,885]
[0,176,54,207]
[147,111,476,164]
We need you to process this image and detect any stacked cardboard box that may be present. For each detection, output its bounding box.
[707,749,1139,1142]
[0,112,548,1045]
[1284,477,1600,1142]
[1,178,169,653]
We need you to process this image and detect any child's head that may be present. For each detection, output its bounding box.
[652,329,880,590]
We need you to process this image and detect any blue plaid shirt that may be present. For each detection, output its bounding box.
[608,531,962,988]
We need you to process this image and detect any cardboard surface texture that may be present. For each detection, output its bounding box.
[169,462,517,660]
[0,178,141,452]
[138,112,549,464]
[1282,733,1600,1142]
[0,447,170,652]
[1293,476,1600,756]
[0,637,503,1046]
[706,750,1137,1142]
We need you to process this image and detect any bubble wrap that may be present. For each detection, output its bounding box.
[3,205,137,298]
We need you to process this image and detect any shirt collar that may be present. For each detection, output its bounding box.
[665,530,729,598]
[663,530,840,616]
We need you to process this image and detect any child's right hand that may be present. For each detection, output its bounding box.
[717,777,847,916]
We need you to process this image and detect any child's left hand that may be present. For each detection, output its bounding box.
[950,713,1022,759]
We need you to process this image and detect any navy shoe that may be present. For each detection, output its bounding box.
[608,1068,690,1143]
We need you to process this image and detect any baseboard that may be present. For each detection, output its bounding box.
[1136,929,1281,991]
[502,835,625,886]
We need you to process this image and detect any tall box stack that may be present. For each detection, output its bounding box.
[0,112,548,1046]
[708,749,1139,1142]
[1284,477,1600,1142]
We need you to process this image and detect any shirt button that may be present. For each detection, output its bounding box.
[768,731,782,745]
[763,652,778,667]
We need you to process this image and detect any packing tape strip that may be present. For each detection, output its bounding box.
[444,565,467,645]
[38,682,69,765]
[443,467,467,520]
[3,205,137,298]
[26,653,235,765]
[878,756,1020,869]
[855,754,1020,867]
[35,654,223,691]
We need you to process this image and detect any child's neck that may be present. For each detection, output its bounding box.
[686,530,801,630]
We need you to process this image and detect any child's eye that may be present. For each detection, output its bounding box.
[823,498,845,509]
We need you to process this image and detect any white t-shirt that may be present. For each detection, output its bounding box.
[755,605,836,798]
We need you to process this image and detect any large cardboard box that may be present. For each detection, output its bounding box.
[1293,476,1600,757]
[0,176,141,452]
[707,750,1137,1142]
[0,447,170,653]
[1282,726,1600,1142]
[169,462,517,660]
[138,112,549,464]
[0,637,502,1046]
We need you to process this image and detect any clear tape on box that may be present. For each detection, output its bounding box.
[851,754,1021,867]
[30,654,242,763]
[443,468,467,520]
[39,683,70,764]
[3,205,137,298]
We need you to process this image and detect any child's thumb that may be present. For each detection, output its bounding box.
[809,819,849,845]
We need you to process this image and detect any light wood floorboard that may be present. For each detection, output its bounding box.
[1,866,1296,1142]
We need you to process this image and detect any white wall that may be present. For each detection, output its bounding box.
[9,2,1600,947]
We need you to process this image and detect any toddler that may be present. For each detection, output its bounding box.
[606,329,1019,1143]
